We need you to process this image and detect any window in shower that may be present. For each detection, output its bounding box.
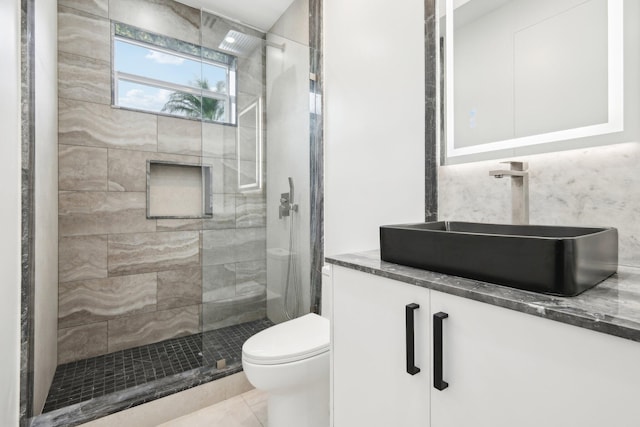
[112,22,238,124]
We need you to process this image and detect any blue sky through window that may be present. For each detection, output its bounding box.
[115,40,202,87]
[117,80,177,114]
[115,39,228,115]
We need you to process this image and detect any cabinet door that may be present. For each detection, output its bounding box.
[332,266,431,427]
[431,290,640,427]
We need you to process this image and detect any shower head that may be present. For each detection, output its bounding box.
[218,30,263,57]
[288,177,294,202]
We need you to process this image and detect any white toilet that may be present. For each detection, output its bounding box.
[242,267,332,427]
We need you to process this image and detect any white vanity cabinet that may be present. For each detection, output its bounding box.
[332,266,431,427]
[430,290,640,427]
[331,265,640,427]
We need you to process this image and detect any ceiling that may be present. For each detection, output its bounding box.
[175,0,297,32]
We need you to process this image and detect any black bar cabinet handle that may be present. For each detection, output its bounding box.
[433,312,449,390]
[405,303,421,375]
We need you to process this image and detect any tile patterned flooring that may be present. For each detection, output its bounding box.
[160,388,268,427]
[43,319,274,413]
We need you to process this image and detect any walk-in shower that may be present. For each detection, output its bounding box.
[24,0,322,424]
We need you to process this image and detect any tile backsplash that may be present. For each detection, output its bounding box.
[439,142,640,268]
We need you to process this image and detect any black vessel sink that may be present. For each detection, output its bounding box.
[380,221,618,296]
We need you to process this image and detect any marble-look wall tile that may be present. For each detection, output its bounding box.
[58,273,157,328]
[238,57,265,100]
[158,116,202,156]
[438,143,640,267]
[59,98,157,152]
[108,149,200,192]
[58,51,111,105]
[59,191,155,236]
[157,218,203,231]
[202,122,236,159]
[108,231,200,275]
[157,267,202,310]
[235,228,266,263]
[202,194,236,230]
[202,229,236,266]
[203,264,236,302]
[206,157,238,194]
[59,0,108,18]
[58,144,108,191]
[108,305,201,352]
[236,193,266,228]
[438,161,511,224]
[236,260,266,296]
[224,125,238,157]
[58,322,108,364]
[109,0,201,45]
[238,160,260,190]
[58,6,110,62]
[59,235,108,283]
[202,292,265,331]
[236,46,265,108]
[238,124,257,163]
[202,228,266,266]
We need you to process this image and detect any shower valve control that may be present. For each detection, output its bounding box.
[279,192,298,219]
[279,192,291,219]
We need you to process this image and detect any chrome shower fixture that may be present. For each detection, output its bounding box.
[279,177,299,219]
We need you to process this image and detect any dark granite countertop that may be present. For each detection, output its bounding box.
[326,250,640,343]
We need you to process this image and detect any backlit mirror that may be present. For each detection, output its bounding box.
[439,0,637,164]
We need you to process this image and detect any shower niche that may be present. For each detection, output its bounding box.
[147,161,213,219]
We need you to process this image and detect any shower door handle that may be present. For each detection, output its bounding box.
[405,303,420,375]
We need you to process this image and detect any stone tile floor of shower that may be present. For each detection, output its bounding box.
[43,318,274,413]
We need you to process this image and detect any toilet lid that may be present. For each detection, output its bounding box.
[242,313,330,365]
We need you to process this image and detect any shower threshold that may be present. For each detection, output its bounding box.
[34,318,274,426]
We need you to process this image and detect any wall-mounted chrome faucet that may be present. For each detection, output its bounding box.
[279,177,299,219]
[489,161,529,225]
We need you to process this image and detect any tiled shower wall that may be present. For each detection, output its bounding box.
[57,0,267,364]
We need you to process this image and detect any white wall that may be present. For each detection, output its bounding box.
[324,0,426,256]
[33,0,58,414]
[0,0,22,425]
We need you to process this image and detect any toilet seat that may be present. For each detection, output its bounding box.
[242,313,329,365]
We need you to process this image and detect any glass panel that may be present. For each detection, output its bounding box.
[201,96,226,122]
[116,79,196,116]
[114,39,204,89]
[202,63,228,95]
[115,21,202,58]
[113,22,237,123]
